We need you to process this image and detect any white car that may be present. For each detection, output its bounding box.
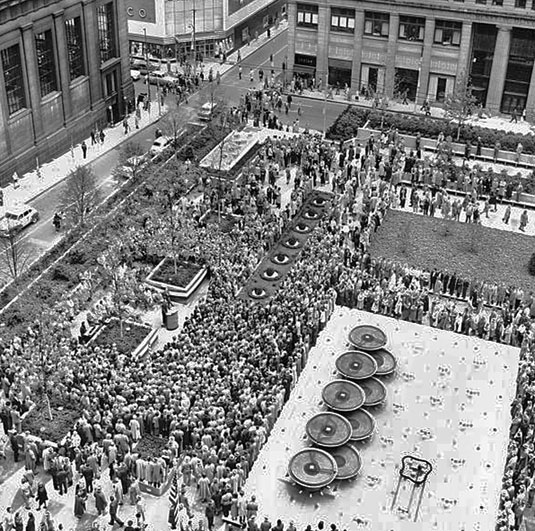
[149,136,171,156]
[130,69,141,82]
[0,205,39,236]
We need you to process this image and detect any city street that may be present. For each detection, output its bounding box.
[0,27,354,286]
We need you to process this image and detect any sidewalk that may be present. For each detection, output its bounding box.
[296,88,535,135]
[0,102,170,214]
[0,21,288,215]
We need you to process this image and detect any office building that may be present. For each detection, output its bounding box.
[287,0,535,118]
[127,0,285,66]
[0,0,134,184]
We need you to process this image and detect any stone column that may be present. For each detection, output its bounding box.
[286,1,297,81]
[456,21,472,79]
[316,5,329,87]
[21,23,44,140]
[384,13,399,97]
[416,17,435,104]
[115,0,134,115]
[82,0,103,107]
[524,61,535,121]
[486,25,511,114]
[350,10,364,91]
[53,10,72,123]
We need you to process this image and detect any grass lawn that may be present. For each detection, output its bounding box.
[151,257,203,287]
[371,209,535,292]
[94,319,152,356]
[22,398,80,443]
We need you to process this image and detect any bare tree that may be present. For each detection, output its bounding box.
[113,142,148,181]
[444,70,478,140]
[0,227,33,281]
[61,165,101,227]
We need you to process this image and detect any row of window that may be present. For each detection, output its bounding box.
[297,5,463,46]
[297,5,462,46]
[1,3,116,116]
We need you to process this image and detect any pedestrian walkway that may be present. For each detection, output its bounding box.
[0,102,170,215]
[295,88,535,135]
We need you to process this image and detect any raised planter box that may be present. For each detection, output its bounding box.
[145,257,208,302]
[89,319,156,358]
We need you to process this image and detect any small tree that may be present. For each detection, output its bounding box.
[95,245,150,338]
[444,71,478,140]
[160,105,190,147]
[0,227,32,281]
[61,165,100,227]
[114,142,147,181]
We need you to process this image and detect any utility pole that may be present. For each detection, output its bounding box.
[143,28,152,108]
[191,6,197,76]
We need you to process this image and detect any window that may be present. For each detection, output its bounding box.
[97,2,116,63]
[65,17,85,81]
[515,0,527,6]
[434,20,462,46]
[492,0,503,4]
[1,45,26,115]
[35,30,57,97]
[296,4,319,28]
[399,16,425,41]
[331,8,355,33]
[364,12,389,37]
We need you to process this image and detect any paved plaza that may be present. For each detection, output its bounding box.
[244,307,519,531]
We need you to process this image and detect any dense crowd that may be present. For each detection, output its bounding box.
[1,126,535,531]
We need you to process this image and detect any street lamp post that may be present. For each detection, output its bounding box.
[143,28,152,110]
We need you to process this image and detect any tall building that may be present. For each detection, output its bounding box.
[127,0,285,66]
[287,0,535,118]
[0,0,133,185]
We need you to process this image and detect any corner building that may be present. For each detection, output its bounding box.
[287,0,535,119]
[0,0,133,184]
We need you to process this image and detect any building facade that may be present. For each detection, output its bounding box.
[127,0,285,66]
[0,0,133,185]
[287,0,535,118]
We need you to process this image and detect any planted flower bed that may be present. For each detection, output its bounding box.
[22,399,80,444]
[327,105,535,154]
[145,257,208,302]
[135,434,169,459]
[93,319,156,357]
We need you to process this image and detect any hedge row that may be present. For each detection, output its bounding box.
[0,121,227,341]
[327,106,535,154]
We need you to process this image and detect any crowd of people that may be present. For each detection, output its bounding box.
[1,122,535,531]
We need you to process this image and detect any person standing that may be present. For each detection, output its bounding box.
[94,485,107,516]
[109,496,124,527]
[36,482,48,510]
[520,209,529,232]
[25,513,35,531]
[81,141,88,159]
[205,500,215,531]
[502,204,511,224]
[74,484,87,518]
[99,129,105,145]
[511,106,518,123]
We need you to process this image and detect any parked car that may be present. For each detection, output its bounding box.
[130,69,141,81]
[0,205,39,236]
[198,102,219,121]
[144,70,175,89]
[149,136,171,156]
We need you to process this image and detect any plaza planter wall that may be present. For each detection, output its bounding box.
[145,257,208,302]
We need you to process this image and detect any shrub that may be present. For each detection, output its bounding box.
[327,106,535,153]
[529,252,535,276]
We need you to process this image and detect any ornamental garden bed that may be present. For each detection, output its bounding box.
[92,319,156,357]
[22,398,80,444]
[145,257,208,302]
[327,105,535,154]
[371,209,535,293]
[134,434,169,459]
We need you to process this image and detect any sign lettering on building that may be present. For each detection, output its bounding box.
[429,59,457,74]
[328,45,352,60]
[126,0,156,23]
[361,50,385,64]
